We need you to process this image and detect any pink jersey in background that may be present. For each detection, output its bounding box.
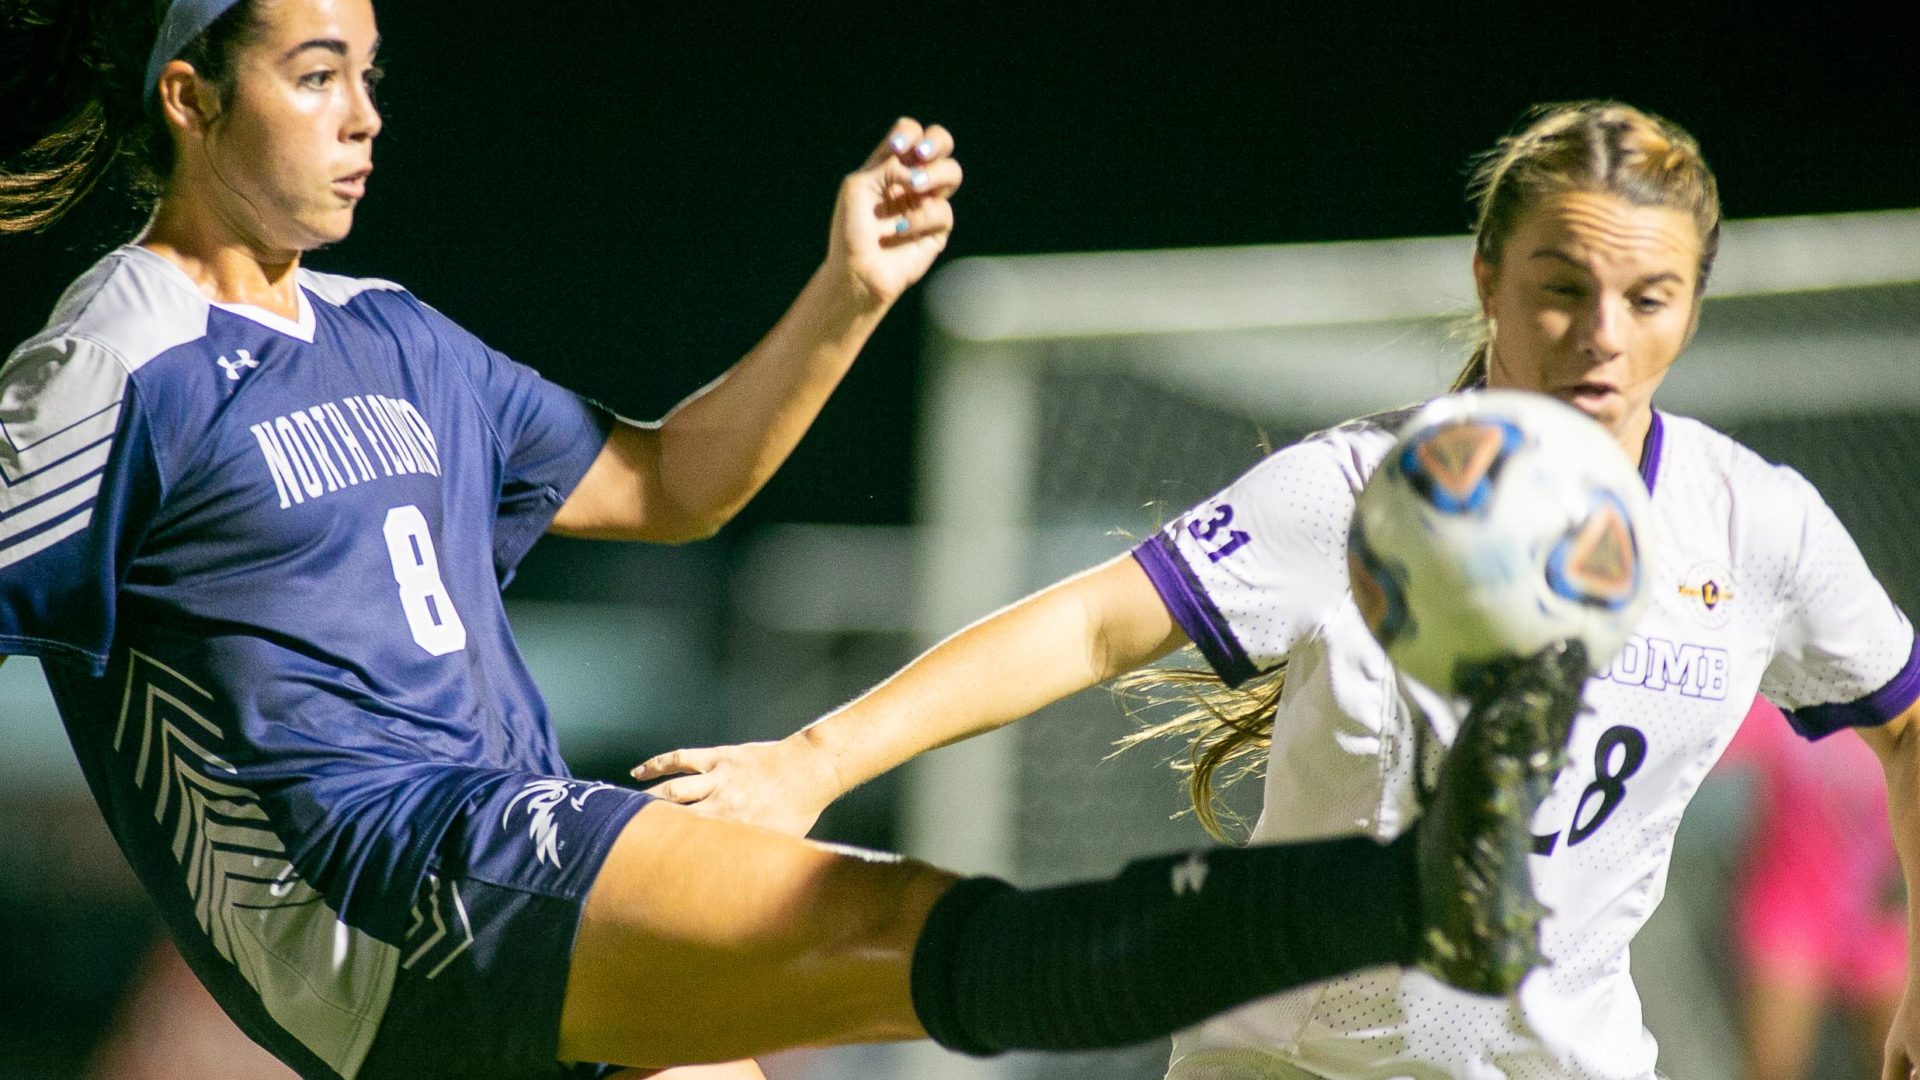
[1721,697,1907,999]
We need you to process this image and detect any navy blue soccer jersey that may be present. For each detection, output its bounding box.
[0,246,616,1075]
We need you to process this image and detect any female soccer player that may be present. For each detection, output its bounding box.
[639,101,1920,1078]
[0,2,1535,1078]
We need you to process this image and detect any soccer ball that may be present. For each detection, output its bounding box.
[1347,390,1653,695]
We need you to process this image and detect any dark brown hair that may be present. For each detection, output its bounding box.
[0,0,263,234]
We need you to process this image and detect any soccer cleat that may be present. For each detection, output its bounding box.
[1415,640,1589,996]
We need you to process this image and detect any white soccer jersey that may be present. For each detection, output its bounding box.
[1131,407,1920,1080]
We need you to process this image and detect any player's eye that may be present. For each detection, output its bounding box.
[299,69,335,89]
[364,66,386,92]
[1542,282,1583,299]
[1632,295,1669,314]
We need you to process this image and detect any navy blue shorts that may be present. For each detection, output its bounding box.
[355,773,653,1080]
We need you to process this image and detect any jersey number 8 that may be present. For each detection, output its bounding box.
[382,504,468,656]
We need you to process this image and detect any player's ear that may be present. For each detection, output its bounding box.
[1472,253,1497,317]
[155,61,219,137]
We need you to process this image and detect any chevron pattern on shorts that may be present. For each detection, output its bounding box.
[402,873,474,980]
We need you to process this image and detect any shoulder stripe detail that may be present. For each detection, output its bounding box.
[0,472,99,543]
[0,333,125,575]
[1,397,120,463]
[2,437,111,505]
[0,502,92,571]
[1,393,123,486]
[2,430,111,495]
[0,436,111,568]
[1,326,128,502]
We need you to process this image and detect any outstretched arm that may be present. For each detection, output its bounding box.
[1857,697,1920,1080]
[634,552,1187,835]
[550,118,961,543]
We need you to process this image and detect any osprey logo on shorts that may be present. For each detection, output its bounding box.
[503,779,616,869]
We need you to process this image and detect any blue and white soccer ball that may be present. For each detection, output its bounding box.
[1347,390,1654,695]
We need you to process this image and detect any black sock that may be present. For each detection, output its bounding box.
[909,834,1417,1056]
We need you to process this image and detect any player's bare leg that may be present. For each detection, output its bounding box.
[1417,640,1589,995]
[564,750,1587,1069]
[560,802,951,1068]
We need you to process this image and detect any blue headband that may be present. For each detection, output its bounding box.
[143,0,247,106]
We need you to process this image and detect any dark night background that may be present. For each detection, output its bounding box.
[2,5,1915,531]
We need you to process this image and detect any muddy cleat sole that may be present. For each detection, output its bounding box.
[1416,640,1589,996]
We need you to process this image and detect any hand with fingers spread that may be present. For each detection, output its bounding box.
[546,117,961,545]
[826,117,962,312]
[631,731,845,838]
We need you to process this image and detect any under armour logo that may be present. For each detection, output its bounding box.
[216,349,259,381]
[1171,852,1210,896]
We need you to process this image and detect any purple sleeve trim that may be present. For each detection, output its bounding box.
[1786,634,1920,740]
[1130,534,1259,688]
[1638,410,1665,494]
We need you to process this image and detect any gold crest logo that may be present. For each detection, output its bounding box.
[1677,561,1737,629]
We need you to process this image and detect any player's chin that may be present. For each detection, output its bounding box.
[298,208,359,249]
